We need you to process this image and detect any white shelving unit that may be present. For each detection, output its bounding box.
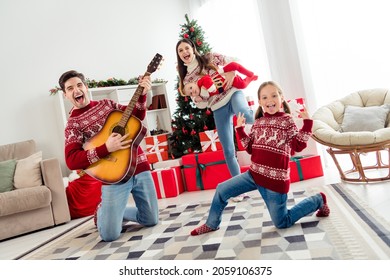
[58,82,172,137]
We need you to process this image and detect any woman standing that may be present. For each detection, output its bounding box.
[176,38,255,200]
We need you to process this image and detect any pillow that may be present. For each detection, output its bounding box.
[13,151,43,189]
[340,105,390,132]
[0,159,17,193]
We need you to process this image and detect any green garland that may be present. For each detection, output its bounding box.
[49,77,167,95]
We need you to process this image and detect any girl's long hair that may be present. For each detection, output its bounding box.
[255,81,291,119]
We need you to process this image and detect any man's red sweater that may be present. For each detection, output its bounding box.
[235,112,313,194]
[64,95,150,177]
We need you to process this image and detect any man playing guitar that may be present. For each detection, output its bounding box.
[59,69,159,242]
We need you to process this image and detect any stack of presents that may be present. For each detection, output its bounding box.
[145,97,324,199]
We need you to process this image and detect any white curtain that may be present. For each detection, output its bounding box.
[188,0,271,100]
[294,0,390,108]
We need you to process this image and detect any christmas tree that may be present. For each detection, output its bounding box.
[169,14,216,158]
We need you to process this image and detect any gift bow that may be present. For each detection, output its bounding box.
[154,167,180,198]
[287,99,304,118]
[146,136,168,161]
[201,130,220,152]
[183,154,226,190]
[146,136,168,153]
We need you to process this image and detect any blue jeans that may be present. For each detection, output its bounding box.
[205,171,324,229]
[213,90,254,177]
[97,171,159,241]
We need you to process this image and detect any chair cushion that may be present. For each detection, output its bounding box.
[340,105,390,132]
[312,88,390,146]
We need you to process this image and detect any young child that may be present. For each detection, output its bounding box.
[190,81,330,236]
[182,61,258,103]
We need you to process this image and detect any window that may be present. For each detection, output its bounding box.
[295,0,390,107]
[190,0,271,98]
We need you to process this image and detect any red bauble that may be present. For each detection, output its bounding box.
[190,114,194,120]
[184,34,189,38]
[196,39,202,46]
[191,129,197,136]
[188,147,193,153]
[206,109,211,115]
[203,125,208,130]
[184,96,188,102]
[190,27,195,32]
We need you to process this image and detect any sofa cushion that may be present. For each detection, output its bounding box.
[340,105,390,132]
[14,151,43,189]
[0,159,16,193]
[0,186,51,216]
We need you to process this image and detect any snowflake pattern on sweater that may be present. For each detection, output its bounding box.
[64,98,149,175]
[236,112,313,194]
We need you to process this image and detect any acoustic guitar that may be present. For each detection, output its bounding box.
[83,53,163,184]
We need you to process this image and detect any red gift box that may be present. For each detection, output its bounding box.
[145,134,168,153]
[145,134,169,164]
[146,151,169,164]
[289,155,323,182]
[240,165,250,173]
[233,116,245,151]
[151,166,185,199]
[182,150,231,191]
[287,98,305,118]
[246,95,255,110]
[199,129,222,152]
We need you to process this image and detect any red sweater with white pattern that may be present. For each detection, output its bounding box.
[64,95,150,176]
[235,112,313,194]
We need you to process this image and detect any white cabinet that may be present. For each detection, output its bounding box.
[57,82,172,137]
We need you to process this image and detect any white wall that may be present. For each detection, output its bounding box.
[0,0,189,174]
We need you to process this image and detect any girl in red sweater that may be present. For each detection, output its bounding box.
[191,81,330,236]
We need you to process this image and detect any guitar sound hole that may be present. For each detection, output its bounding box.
[112,126,126,136]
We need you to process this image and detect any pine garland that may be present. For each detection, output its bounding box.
[49,77,167,95]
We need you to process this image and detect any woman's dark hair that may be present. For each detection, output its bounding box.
[255,81,291,119]
[58,70,86,91]
[176,38,216,94]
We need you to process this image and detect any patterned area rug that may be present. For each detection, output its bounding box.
[20,183,390,260]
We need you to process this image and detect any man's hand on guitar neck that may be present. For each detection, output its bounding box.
[106,133,132,153]
[139,76,152,95]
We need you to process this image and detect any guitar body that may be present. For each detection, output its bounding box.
[80,53,162,185]
[83,110,147,184]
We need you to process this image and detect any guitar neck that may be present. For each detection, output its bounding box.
[118,72,151,128]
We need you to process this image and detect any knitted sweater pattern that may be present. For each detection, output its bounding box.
[236,112,313,194]
[64,98,149,176]
[184,52,236,111]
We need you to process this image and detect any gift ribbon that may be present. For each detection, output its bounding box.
[154,167,180,198]
[201,130,220,152]
[290,156,304,181]
[156,169,166,198]
[183,154,226,190]
[146,136,168,153]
